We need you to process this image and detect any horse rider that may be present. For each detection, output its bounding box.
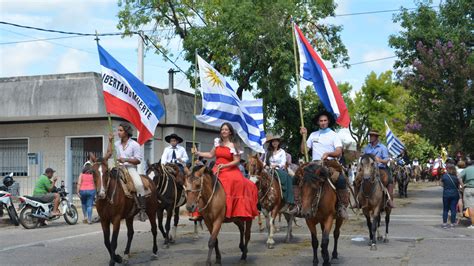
[264,135,298,214]
[358,129,395,208]
[105,122,148,222]
[299,110,350,219]
[161,133,188,185]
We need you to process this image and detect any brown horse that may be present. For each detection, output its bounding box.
[357,154,391,251]
[295,162,343,266]
[412,165,421,182]
[247,154,294,249]
[146,162,186,248]
[185,165,252,266]
[91,157,158,266]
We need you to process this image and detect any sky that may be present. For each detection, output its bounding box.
[0,0,420,143]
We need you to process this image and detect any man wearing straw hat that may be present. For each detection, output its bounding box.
[360,129,395,208]
[300,110,350,219]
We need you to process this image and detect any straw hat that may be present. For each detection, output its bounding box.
[265,134,283,144]
[368,130,381,136]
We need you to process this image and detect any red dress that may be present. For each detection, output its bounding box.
[213,146,259,219]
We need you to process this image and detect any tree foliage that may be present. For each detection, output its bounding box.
[117,0,349,155]
[347,71,409,151]
[389,0,474,155]
[399,132,437,162]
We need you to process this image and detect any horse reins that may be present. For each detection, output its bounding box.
[186,168,220,212]
[258,168,275,202]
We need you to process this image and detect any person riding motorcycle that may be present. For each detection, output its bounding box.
[32,168,61,216]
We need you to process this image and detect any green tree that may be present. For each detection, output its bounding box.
[389,0,474,155]
[347,71,409,151]
[399,132,437,163]
[117,1,349,155]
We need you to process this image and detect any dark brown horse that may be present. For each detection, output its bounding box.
[247,154,294,249]
[91,157,158,266]
[185,165,252,266]
[295,162,343,266]
[394,164,410,198]
[146,162,186,248]
[357,154,391,251]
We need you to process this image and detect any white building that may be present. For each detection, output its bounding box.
[0,72,220,196]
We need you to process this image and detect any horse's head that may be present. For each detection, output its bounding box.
[246,154,264,184]
[90,154,109,200]
[185,165,213,212]
[296,162,330,218]
[146,162,164,186]
[358,154,378,181]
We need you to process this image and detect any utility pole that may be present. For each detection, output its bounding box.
[137,31,147,174]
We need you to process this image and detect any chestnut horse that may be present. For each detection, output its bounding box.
[247,154,294,249]
[185,165,252,266]
[295,162,343,266]
[146,162,186,248]
[357,154,391,251]
[91,157,158,266]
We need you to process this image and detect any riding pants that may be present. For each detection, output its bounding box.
[127,166,146,196]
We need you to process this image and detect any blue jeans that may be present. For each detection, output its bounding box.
[442,195,459,223]
[79,190,96,222]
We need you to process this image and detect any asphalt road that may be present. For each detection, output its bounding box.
[1,182,473,265]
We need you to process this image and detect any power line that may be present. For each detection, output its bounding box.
[0,21,132,36]
[329,56,398,69]
[333,5,438,17]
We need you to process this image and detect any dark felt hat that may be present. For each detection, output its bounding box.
[313,110,336,128]
[165,133,183,143]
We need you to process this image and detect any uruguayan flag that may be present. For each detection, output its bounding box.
[196,55,265,153]
[385,120,405,157]
[241,99,266,145]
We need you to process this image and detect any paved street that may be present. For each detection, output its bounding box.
[1,183,473,265]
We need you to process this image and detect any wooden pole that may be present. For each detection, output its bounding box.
[291,21,309,162]
[191,50,199,168]
[96,30,116,166]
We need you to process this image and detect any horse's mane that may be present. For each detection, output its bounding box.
[303,163,329,183]
[191,165,217,184]
[361,153,376,162]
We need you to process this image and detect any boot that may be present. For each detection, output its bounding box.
[286,203,299,216]
[386,184,395,208]
[137,195,147,222]
[336,189,349,219]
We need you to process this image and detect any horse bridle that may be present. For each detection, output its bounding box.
[185,168,219,212]
[92,162,118,204]
[361,163,383,199]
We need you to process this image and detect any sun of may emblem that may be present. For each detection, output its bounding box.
[205,67,224,88]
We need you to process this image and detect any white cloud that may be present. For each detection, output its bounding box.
[55,48,89,74]
[0,41,53,77]
[0,14,52,27]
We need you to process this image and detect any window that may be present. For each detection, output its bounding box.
[0,139,28,176]
[185,141,199,164]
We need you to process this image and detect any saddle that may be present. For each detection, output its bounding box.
[116,167,153,199]
[324,160,346,186]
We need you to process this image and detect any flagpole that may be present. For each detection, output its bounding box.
[291,21,309,162]
[191,50,199,168]
[96,30,116,166]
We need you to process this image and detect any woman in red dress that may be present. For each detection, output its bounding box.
[193,122,259,219]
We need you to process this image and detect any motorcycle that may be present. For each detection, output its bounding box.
[18,181,78,229]
[0,173,20,226]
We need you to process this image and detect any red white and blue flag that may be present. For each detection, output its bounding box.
[98,44,165,145]
[294,23,350,128]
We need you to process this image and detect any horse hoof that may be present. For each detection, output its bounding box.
[323,262,331,266]
[215,259,222,265]
[377,236,383,241]
[332,253,338,259]
[122,254,130,264]
[370,244,377,251]
[383,238,389,243]
[114,254,123,263]
[163,244,170,249]
[267,243,274,249]
[169,238,176,244]
[193,235,199,240]
[151,253,159,260]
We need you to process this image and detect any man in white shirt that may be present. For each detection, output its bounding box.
[161,134,188,183]
[300,110,349,219]
[105,123,148,221]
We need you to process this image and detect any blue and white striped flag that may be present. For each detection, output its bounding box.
[385,120,405,157]
[196,55,265,153]
[241,99,266,145]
